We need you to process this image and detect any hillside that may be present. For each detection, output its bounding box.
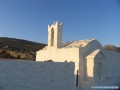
[103,45,120,53]
[0,37,46,60]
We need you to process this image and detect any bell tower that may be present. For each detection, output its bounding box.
[48,21,62,48]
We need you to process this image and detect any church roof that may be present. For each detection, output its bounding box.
[86,49,105,59]
[62,39,96,48]
[42,39,98,49]
[86,48,120,59]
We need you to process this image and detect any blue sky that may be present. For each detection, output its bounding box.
[0,0,120,46]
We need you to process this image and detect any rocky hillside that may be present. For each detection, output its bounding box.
[103,45,120,53]
[0,37,46,60]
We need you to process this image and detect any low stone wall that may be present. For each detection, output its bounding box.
[0,60,75,90]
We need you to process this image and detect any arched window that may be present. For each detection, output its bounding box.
[51,28,54,46]
[97,62,102,80]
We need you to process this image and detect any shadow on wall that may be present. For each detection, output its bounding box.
[79,77,94,90]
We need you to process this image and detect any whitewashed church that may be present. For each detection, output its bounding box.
[36,21,120,90]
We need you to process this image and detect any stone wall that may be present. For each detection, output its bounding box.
[0,60,75,90]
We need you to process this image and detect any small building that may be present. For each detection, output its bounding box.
[36,21,120,90]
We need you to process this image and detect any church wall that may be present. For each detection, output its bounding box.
[78,40,102,90]
[94,58,106,82]
[90,50,120,86]
[0,60,75,90]
[101,50,120,85]
[87,58,94,77]
[79,40,102,77]
[103,50,120,77]
[77,58,94,90]
[36,48,80,74]
[36,48,79,62]
[57,24,62,48]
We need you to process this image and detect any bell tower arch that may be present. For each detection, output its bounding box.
[51,27,54,46]
[48,21,62,48]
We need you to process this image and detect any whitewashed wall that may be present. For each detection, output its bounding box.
[78,40,102,90]
[103,50,120,77]
[36,48,79,62]
[101,50,120,85]
[0,60,75,90]
[86,50,120,88]
[36,48,79,74]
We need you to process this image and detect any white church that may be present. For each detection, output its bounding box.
[36,21,120,90]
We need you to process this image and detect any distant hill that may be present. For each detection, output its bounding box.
[103,45,120,53]
[0,37,46,60]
